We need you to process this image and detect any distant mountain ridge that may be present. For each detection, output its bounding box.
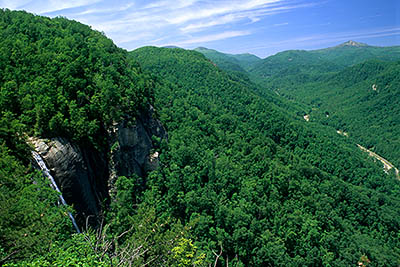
[194,46,261,73]
[196,41,400,71]
[130,45,400,265]
[336,40,369,47]
[241,41,400,168]
[163,45,182,49]
[2,9,400,266]
[194,41,400,168]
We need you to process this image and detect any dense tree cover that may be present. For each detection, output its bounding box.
[249,49,341,87]
[248,42,400,90]
[2,9,400,266]
[194,47,247,73]
[310,41,400,67]
[0,10,201,266]
[194,47,261,73]
[0,142,74,264]
[130,47,400,266]
[249,43,400,168]
[229,53,262,71]
[250,41,400,76]
[6,174,203,266]
[0,9,153,149]
[295,60,400,167]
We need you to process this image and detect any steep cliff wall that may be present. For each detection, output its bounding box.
[109,106,167,180]
[29,107,167,227]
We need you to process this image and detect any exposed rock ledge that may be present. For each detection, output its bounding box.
[28,106,167,227]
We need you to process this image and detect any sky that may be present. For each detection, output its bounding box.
[0,0,399,57]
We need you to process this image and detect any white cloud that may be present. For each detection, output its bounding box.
[86,11,166,33]
[144,0,199,9]
[181,14,243,33]
[179,1,318,33]
[77,0,288,44]
[76,3,134,16]
[1,0,102,14]
[0,0,31,10]
[0,0,325,52]
[47,0,101,13]
[176,30,251,45]
[166,0,281,25]
[273,22,289,26]
[113,32,156,44]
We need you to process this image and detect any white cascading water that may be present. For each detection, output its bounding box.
[31,151,81,233]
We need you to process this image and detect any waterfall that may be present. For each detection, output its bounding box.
[31,151,81,233]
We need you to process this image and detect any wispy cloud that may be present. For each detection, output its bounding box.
[3,0,103,15]
[68,0,308,48]
[176,1,319,34]
[75,3,134,16]
[175,30,252,45]
[181,14,243,33]
[165,0,282,25]
[0,0,355,54]
[0,0,31,10]
[273,22,289,26]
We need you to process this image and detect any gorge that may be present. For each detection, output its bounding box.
[1,9,399,266]
[28,107,167,227]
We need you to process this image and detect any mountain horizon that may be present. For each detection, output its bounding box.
[184,40,398,60]
[1,8,399,266]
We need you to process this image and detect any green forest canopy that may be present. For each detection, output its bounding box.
[130,46,400,266]
[1,9,399,266]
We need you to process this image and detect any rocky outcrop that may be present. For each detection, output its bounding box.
[29,137,108,226]
[109,106,167,180]
[29,106,167,227]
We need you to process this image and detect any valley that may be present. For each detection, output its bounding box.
[357,144,400,180]
[0,9,399,267]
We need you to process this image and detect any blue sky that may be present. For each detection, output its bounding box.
[1,0,399,57]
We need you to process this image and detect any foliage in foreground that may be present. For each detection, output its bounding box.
[2,9,400,266]
[130,46,400,266]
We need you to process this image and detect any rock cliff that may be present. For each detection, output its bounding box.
[29,106,167,227]
[109,106,167,179]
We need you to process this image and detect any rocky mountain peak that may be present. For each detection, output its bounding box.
[340,40,368,47]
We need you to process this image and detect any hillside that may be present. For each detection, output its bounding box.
[248,41,400,86]
[250,49,339,80]
[194,47,261,73]
[248,42,400,168]
[1,9,400,266]
[311,41,400,67]
[197,43,400,171]
[0,9,190,266]
[0,10,154,149]
[293,60,400,167]
[130,46,400,266]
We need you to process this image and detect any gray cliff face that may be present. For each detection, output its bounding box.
[30,107,167,227]
[110,106,167,179]
[29,137,108,226]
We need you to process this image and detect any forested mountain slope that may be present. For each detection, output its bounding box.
[0,10,191,266]
[195,46,307,115]
[249,42,400,169]
[2,8,400,266]
[248,41,400,87]
[130,46,400,266]
[0,9,153,148]
[311,41,400,67]
[249,49,341,85]
[194,47,246,73]
[194,47,261,73]
[292,60,400,168]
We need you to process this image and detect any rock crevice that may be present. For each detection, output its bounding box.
[29,107,167,227]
